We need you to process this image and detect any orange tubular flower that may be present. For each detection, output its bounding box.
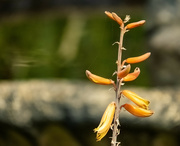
[125,20,146,29]
[111,12,123,26]
[125,52,151,64]
[122,90,150,109]
[123,67,140,82]
[94,102,116,141]
[105,11,123,26]
[86,70,114,85]
[117,64,131,79]
[120,104,154,117]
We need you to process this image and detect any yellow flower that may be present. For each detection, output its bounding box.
[122,90,150,109]
[120,104,154,117]
[94,102,116,141]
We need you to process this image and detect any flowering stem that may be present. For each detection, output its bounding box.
[111,24,126,146]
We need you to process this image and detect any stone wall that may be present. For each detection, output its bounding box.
[0,80,180,145]
[0,80,179,129]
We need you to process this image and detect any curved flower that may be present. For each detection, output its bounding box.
[94,102,116,141]
[86,70,114,85]
[123,67,140,82]
[117,64,131,79]
[125,52,151,64]
[120,104,154,117]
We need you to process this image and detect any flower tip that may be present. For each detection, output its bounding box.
[141,20,146,24]
[147,52,151,57]
[93,128,98,133]
[104,11,109,14]
[85,70,91,77]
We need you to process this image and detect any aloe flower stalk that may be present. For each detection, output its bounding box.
[86,11,154,145]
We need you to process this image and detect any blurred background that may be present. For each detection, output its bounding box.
[0,0,180,146]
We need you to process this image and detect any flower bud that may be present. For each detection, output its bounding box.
[123,67,140,82]
[117,64,131,79]
[105,11,115,20]
[111,12,123,26]
[94,102,116,141]
[125,52,151,64]
[86,70,114,85]
[120,104,154,117]
[125,20,146,29]
[122,90,150,109]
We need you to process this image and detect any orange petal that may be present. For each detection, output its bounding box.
[117,64,131,79]
[123,67,140,82]
[86,70,114,85]
[122,90,150,109]
[125,52,151,64]
[121,104,154,117]
[125,20,146,29]
[111,12,123,26]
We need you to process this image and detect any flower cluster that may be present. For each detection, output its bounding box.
[85,11,154,143]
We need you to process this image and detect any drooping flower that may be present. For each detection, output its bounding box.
[120,104,154,117]
[123,67,140,82]
[86,70,114,85]
[122,90,150,109]
[117,64,131,79]
[94,102,116,141]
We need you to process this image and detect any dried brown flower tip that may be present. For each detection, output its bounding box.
[125,20,146,29]
[111,12,123,26]
[86,70,114,85]
[125,52,151,64]
[123,67,140,82]
[124,15,131,23]
[105,11,115,20]
[117,64,131,79]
